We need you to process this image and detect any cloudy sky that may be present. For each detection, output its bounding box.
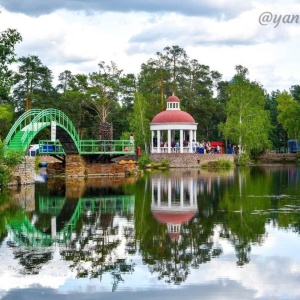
[1,0,300,93]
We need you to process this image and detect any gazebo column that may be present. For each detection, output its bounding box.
[157,180,161,206]
[180,129,184,153]
[180,179,184,208]
[189,179,194,206]
[157,130,161,153]
[151,131,154,153]
[189,129,193,153]
[168,179,172,207]
[168,129,171,153]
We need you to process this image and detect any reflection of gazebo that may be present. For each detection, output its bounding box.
[150,95,198,153]
[151,174,198,239]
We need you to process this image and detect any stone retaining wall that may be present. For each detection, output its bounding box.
[48,154,138,178]
[258,153,298,164]
[150,153,234,168]
[8,156,36,186]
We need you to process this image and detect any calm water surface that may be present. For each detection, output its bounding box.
[1,166,300,300]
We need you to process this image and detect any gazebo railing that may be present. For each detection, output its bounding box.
[151,146,192,153]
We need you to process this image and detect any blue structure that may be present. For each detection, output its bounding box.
[288,140,299,153]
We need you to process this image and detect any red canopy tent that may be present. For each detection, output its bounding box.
[210,141,224,154]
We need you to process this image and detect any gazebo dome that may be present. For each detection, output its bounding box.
[152,211,196,225]
[151,95,196,124]
[167,95,180,103]
[152,211,196,240]
[151,110,195,124]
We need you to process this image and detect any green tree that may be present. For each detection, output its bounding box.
[265,90,287,152]
[0,104,14,139]
[87,61,122,123]
[0,140,24,188]
[219,66,271,159]
[276,91,300,140]
[12,55,55,112]
[129,92,150,152]
[0,28,22,103]
[56,70,73,92]
[290,84,300,102]
[57,73,97,139]
[139,51,172,114]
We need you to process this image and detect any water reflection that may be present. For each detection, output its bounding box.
[1,166,300,299]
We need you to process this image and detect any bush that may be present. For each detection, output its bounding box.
[0,140,25,188]
[202,159,233,169]
[138,153,151,169]
[160,158,170,168]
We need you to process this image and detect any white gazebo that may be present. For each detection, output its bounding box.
[150,95,198,153]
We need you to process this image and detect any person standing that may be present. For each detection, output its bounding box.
[130,133,134,144]
[129,133,134,151]
[192,140,197,153]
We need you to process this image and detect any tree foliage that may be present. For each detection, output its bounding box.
[219,66,271,157]
[129,92,150,152]
[0,140,24,188]
[276,91,300,140]
[12,55,55,112]
[0,28,22,103]
[0,104,14,139]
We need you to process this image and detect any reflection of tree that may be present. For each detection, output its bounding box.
[217,168,271,266]
[1,190,53,275]
[60,211,135,291]
[139,214,223,284]
[13,249,53,275]
[134,174,224,285]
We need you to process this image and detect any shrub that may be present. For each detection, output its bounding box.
[160,158,170,168]
[0,140,25,188]
[138,153,151,169]
[201,159,233,169]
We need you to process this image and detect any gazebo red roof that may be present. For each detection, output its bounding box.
[167,95,180,102]
[152,211,196,225]
[151,110,195,124]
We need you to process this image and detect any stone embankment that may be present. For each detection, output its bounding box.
[47,154,139,178]
[150,153,234,168]
[258,153,299,164]
[7,152,299,186]
[8,156,35,186]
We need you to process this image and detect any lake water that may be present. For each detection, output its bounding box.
[1,165,300,300]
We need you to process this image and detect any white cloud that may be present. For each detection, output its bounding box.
[1,1,300,91]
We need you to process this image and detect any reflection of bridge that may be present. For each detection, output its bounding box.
[5,108,135,155]
[6,195,135,247]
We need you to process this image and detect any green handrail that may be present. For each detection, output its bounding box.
[5,108,81,153]
[21,108,81,152]
[6,195,135,246]
[5,109,42,145]
[5,108,135,155]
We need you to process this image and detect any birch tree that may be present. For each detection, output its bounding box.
[219,66,271,158]
[276,91,300,140]
[129,92,150,153]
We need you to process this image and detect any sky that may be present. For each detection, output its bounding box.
[0,0,300,93]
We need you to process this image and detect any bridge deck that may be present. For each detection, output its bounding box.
[38,140,136,155]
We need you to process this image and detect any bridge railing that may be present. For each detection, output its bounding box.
[80,140,135,154]
[5,109,42,145]
[38,139,135,155]
[39,140,66,154]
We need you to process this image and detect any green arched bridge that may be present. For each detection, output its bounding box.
[5,108,135,155]
[7,195,135,247]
